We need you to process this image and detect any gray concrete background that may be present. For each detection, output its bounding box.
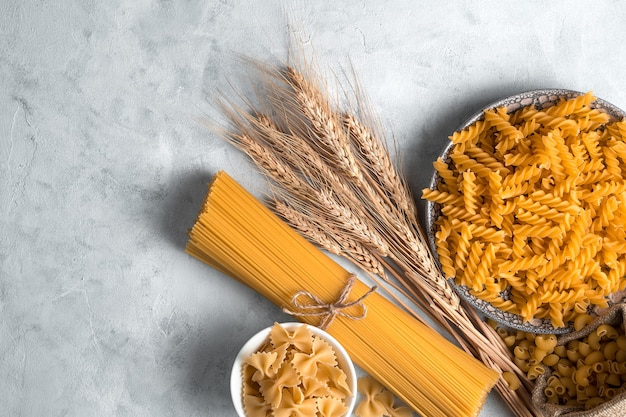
[2,1,626,416]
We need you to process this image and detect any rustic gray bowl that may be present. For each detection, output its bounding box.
[425,89,626,334]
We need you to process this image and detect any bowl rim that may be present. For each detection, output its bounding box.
[424,89,626,334]
[230,321,357,417]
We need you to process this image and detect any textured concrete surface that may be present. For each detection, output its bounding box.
[2,1,626,416]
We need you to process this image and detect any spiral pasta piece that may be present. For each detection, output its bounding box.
[463,241,484,290]
[449,120,487,145]
[582,180,626,203]
[562,210,592,260]
[433,157,459,193]
[593,196,619,232]
[610,140,626,162]
[545,91,595,117]
[606,120,626,139]
[465,145,510,175]
[451,153,495,179]
[484,108,523,145]
[581,131,603,159]
[603,146,623,179]
[534,112,580,137]
[435,236,455,280]
[501,164,543,189]
[574,107,611,127]
[454,223,472,272]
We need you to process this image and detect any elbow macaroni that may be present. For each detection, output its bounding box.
[492,316,626,411]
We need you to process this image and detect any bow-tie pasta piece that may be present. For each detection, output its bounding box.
[242,394,271,417]
[242,364,261,395]
[387,404,414,417]
[355,377,387,417]
[301,376,333,398]
[245,351,278,381]
[270,322,314,352]
[355,376,414,417]
[274,387,318,417]
[258,361,300,408]
[268,342,289,373]
[317,396,350,417]
[292,336,338,376]
[317,362,352,398]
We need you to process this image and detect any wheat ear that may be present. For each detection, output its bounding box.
[217,59,540,417]
[344,113,418,218]
[278,68,453,300]
[273,199,386,276]
[282,66,363,184]
[226,119,390,258]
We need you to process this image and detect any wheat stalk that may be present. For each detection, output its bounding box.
[275,199,386,276]
[343,113,441,267]
[261,68,460,306]
[272,200,343,255]
[282,66,363,184]
[344,113,418,219]
[226,123,391,258]
[218,60,540,417]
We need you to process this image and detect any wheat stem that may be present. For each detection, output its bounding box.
[217,60,541,417]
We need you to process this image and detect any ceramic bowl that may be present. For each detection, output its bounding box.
[424,89,626,334]
[230,322,357,417]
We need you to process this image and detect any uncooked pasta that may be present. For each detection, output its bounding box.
[423,92,626,327]
[186,171,499,417]
[242,323,351,417]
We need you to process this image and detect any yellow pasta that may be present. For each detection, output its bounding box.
[542,354,560,367]
[527,364,545,380]
[242,323,352,417]
[501,372,521,390]
[423,92,626,327]
[534,334,558,352]
[493,319,626,410]
[187,172,499,417]
[356,376,413,417]
[461,170,479,215]
[597,323,619,339]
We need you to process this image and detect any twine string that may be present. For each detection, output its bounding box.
[282,275,378,330]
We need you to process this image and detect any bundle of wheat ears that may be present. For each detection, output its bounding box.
[216,58,541,417]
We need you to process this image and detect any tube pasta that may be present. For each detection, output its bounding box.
[423,91,626,328]
[492,317,626,411]
[535,335,558,352]
[501,372,520,390]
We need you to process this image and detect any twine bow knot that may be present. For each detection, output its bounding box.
[282,275,378,330]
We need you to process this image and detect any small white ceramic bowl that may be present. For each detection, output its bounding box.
[230,322,357,417]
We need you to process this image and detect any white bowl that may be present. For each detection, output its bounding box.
[230,322,357,417]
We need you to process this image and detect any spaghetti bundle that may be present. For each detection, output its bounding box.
[186,171,499,417]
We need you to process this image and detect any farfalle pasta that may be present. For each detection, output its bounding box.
[355,376,414,417]
[241,323,351,417]
[423,91,626,327]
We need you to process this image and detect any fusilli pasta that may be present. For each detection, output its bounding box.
[423,91,626,327]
